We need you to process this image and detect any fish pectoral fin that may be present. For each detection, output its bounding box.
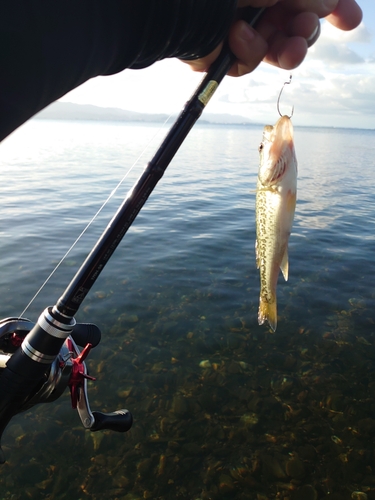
[280,248,289,281]
[258,296,277,332]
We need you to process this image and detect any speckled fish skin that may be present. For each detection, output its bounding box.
[255,115,297,332]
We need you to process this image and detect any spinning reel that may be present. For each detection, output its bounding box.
[0,313,132,462]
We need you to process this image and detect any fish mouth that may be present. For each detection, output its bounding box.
[276,115,293,135]
[259,116,294,185]
[270,116,294,157]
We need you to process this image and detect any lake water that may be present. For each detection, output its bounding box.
[0,118,374,499]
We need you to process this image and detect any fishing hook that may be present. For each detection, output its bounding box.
[277,74,294,118]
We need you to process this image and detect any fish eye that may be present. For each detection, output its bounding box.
[258,143,264,152]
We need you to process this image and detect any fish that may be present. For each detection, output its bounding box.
[255,115,297,332]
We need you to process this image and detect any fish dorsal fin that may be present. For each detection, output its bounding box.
[280,248,289,281]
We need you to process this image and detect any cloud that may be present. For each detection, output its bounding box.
[309,41,364,66]
[306,20,372,67]
[297,68,326,81]
[218,93,231,103]
[288,72,375,122]
[320,20,372,44]
[338,75,375,112]
[217,75,273,105]
[345,22,373,44]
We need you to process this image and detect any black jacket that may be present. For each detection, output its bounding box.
[0,0,236,141]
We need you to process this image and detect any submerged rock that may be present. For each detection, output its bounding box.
[292,484,317,500]
[286,457,306,479]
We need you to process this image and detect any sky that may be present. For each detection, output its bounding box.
[60,0,375,129]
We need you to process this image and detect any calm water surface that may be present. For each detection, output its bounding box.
[0,119,374,499]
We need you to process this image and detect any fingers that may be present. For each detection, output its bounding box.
[278,0,362,30]
[187,9,320,76]
[257,10,320,69]
[238,0,339,17]
[325,0,363,31]
[227,21,268,76]
[181,45,222,73]
[181,0,362,77]
[183,20,269,77]
[282,0,340,17]
[263,35,308,69]
[258,0,362,69]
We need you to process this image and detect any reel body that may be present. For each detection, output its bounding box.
[0,316,132,461]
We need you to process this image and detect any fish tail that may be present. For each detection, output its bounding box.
[258,297,277,332]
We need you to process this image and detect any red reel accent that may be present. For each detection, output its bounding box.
[10,333,24,347]
[67,340,96,409]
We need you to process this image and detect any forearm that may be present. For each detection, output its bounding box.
[0,0,237,142]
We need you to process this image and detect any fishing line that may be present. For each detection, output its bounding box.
[19,113,175,318]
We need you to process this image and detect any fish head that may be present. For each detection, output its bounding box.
[258,115,296,187]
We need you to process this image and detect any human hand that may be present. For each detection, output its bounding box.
[183,0,362,77]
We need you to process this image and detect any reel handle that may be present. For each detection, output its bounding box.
[72,323,101,348]
[0,315,133,462]
[91,409,133,432]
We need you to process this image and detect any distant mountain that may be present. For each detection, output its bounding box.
[34,101,252,125]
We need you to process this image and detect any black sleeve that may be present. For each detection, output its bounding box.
[0,0,237,142]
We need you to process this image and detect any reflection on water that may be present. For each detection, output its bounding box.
[0,120,375,499]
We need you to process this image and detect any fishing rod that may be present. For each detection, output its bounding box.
[0,6,265,461]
